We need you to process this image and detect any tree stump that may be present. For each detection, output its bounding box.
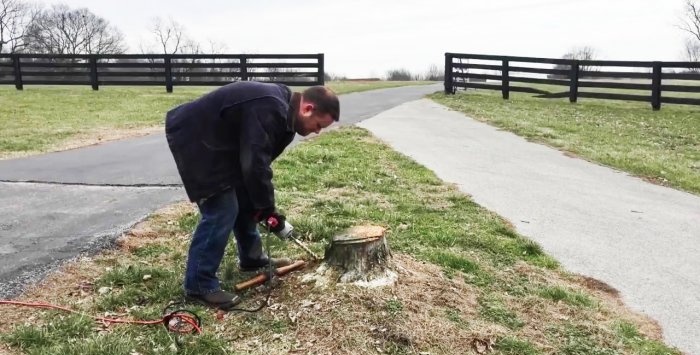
[324,225,394,284]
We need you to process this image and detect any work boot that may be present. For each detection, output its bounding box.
[239,257,293,272]
[186,290,241,311]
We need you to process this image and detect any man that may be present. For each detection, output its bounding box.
[165,81,340,310]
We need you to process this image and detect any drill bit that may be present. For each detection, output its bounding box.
[289,235,320,261]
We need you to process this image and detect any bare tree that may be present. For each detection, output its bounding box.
[151,17,184,54]
[180,38,201,55]
[0,0,39,53]
[549,46,598,78]
[563,46,597,72]
[24,4,125,54]
[206,39,227,54]
[679,0,700,42]
[423,63,444,81]
[684,39,700,61]
[682,39,700,73]
[678,0,700,70]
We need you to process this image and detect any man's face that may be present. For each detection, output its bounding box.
[295,101,335,137]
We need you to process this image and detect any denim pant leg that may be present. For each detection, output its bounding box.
[184,189,238,295]
[232,212,267,266]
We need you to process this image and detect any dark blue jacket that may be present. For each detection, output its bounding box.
[165,81,296,210]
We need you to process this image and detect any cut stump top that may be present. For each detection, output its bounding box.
[332,225,386,245]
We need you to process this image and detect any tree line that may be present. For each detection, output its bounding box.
[0,0,226,55]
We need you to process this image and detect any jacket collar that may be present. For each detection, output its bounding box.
[286,91,301,134]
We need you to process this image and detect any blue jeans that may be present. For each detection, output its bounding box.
[184,188,267,295]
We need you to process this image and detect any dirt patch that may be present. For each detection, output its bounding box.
[578,275,620,297]
[0,126,162,160]
[225,254,486,354]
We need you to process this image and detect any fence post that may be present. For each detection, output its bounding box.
[164,55,173,93]
[502,59,510,100]
[651,62,662,111]
[569,60,579,103]
[240,56,248,81]
[12,54,23,90]
[317,53,325,85]
[444,53,454,94]
[89,56,99,91]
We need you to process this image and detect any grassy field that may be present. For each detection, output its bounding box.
[0,81,435,159]
[0,128,677,354]
[430,89,700,195]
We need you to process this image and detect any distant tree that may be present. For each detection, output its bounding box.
[684,39,700,61]
[550,46,598,78]
[679,0,700,43]
[149,17,185,54]
[563,46,597,72]
[423,64,444,81]
[679,1,700,70]
[324,72,347,81]
[0,0,39,53]
[682,39,700,73]
[24,4,125,54]
[386,68,413,81]
[205,39,227,55]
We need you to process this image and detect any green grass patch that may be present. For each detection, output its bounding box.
[178,211,200,233]
[131,244,171,258]
[538,286,595,308]
[478,295,525,330]
[430,90,700,195]
[495,337,540,355]
[385,299,404,316]
[445,308,469,329]
[546,322,620,355]
[615,321,678,355]
[0,81,434,157]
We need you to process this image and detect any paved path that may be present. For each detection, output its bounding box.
[0,84,441,298]
[358,99,700,355]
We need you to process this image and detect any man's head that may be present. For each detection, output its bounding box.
[294,86,340,136]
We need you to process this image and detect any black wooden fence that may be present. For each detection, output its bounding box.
[444,53,700,110]
[0,53,324,92]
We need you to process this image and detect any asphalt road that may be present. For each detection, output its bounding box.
[0,84,441,298]
[358,99,700,355]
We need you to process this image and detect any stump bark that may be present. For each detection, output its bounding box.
[324,225,393,284]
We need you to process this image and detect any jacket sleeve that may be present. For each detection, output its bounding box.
[238,104,282,211]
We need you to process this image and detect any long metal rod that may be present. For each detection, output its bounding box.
[290,236,320,261]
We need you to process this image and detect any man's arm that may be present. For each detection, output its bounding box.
[238,104,283,213]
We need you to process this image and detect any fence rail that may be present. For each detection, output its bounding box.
[444,52,700,110]
[0,53,324,92]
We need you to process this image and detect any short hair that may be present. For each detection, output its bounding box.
[302,86,340,121]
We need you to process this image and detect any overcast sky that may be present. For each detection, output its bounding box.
[51,0,692,78]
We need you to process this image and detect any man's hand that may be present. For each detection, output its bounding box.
[265,212,287,234]
[255,208,286,234]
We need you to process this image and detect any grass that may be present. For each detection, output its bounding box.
[538,286,594,308]
[0,80,434,159]
[430,89,700,195]
[0,127,679,354]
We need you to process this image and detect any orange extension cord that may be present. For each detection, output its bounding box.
[0,300,202,334]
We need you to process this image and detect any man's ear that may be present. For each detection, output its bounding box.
[302,103,314,115]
